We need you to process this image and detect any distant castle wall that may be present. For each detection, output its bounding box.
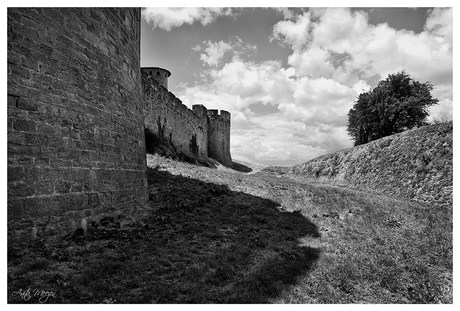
[7,8,148,243]
[141,68,232,165]
[142,71,208,159]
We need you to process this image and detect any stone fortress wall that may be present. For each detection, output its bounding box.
[7,8,148,243]
[142,69,232,166]
[142,72,209,159]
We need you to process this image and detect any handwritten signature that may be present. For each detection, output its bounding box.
[11,287,57,303]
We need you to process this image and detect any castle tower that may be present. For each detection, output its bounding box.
[8,8,147,243]
[207,110,232,166]
[141,67,171,89]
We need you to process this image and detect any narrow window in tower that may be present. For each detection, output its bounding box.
[157,71,160,75]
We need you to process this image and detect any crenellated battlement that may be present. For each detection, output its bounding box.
[206,110,232,165]
[142,71,209,122]
[192,104,208,118]
[220,110,231,120]
[208,109,231,122]
[142,68,232,165]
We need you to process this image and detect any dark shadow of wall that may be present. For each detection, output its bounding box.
[8,165,321,303]
[137,167,321,303]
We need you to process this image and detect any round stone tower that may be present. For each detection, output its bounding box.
[7,8,147,244]
[141,67,171,89]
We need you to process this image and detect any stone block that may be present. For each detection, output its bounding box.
[8,94,18,107]
[23,196,61,218]
[24,167,40,181]
[17,98,38,111]
[24,133,48,146]
[34,181,54,195]
[8,166,25,182]
[55,181,72,194]
[8,181,35,197]
[13,119,36,132]
[7,131,25,145]
[88,193,100,207]
[7,198,25,219]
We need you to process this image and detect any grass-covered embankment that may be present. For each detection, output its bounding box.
[276,122,452,206]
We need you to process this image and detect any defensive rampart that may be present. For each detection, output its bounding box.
[142,72,209,159]
[142,70,232,165]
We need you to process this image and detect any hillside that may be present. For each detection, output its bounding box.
[266,122,453,207]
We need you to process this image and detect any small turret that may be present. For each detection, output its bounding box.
[141,67,171,89]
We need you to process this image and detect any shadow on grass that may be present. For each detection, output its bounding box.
[7,166,320,304]
[230,161,253,173]
[138,167,321,303]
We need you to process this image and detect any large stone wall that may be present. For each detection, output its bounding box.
[142,73,209,159]
[142,71,233,165]
[283,122,453,207]
[7,8,148,243]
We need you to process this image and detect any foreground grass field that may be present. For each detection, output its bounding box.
[265,181,453,303]
[7,155,452,303]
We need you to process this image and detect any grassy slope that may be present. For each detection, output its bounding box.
[7,155,452,303]
[264,181,452,303]
[277,122,453,207]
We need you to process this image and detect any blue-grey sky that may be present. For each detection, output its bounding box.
[140,6,453,166]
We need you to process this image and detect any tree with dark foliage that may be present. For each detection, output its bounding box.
[347,71,439,146]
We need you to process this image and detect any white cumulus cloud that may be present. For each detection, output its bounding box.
[142,7,232,31]
[273,7,453,88]
[272,12,312,50]
[200,40,233,67]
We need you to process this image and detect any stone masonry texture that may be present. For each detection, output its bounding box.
[7,8,148,243]
[142,70,232,165]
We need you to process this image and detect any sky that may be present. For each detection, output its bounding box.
[140,4,453,166]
